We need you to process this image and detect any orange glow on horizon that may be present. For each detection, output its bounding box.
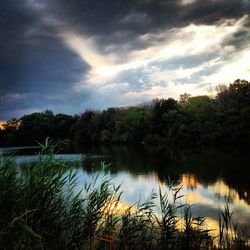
[181,174,200,189]
[0,121,6,130]
[0,120,20,130]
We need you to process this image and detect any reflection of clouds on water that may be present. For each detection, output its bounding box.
[11,154,84,166]
[0,146,40,155]
[73,168,250,238]
[180,174,200,189]
[178,175,250,237]
[3,147,250,239]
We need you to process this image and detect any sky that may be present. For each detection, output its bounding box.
[0,0,250,120]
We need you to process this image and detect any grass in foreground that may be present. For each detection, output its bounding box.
[0,141,249,249]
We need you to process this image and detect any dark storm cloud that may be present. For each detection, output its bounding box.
[43,0,249,37]
[0,0,90,119]
[37,0,250,62]
[0,89,94,120]
[0,35,89,93]
[222,29,250,50]
[0,0,249,120]
[0,0,38,44]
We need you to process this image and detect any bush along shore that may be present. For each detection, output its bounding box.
[0,143,249,249]
[1,79,250,147]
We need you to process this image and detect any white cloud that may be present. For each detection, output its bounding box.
[132,16,248,62]
[61,31,142,86]
[121,82,204,102]
[179,0,197,6]
[202,48,250,85]
[60,15,250,105]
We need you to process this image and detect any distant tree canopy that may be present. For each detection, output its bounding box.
[0,79,250,147]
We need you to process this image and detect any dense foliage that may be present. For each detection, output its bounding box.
[1,79,250,147]
[0,143,249,249]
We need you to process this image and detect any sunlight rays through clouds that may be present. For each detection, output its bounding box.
[1,0,250,119]
[60,15,250,101]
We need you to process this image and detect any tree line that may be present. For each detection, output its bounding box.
[1,79,250,147]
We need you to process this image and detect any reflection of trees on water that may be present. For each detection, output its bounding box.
[77,144,250,205]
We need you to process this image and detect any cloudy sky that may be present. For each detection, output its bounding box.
[1,0,250,120]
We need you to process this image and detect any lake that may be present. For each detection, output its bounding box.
[1,144,250,238]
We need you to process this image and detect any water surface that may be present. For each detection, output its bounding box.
[1,144,250,237]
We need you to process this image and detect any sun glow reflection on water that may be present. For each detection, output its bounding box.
[73,167,250,241]
[5,146,250,241]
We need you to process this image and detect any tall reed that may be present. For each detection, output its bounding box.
[0,140,249,249]
[218,204,249,250]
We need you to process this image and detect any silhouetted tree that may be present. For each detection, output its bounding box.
[1,79,250,146]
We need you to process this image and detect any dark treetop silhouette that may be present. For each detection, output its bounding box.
[1,79,250,147]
